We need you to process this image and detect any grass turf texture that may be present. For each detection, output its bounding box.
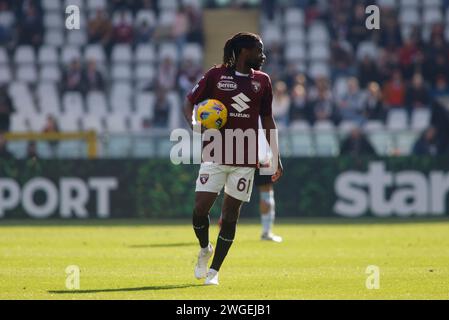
[0,218,448,300]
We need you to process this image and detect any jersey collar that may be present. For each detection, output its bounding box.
[234,68,255,78]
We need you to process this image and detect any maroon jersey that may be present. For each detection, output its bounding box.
[187,65,273,167]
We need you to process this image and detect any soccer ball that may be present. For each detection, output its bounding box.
[196,99,228,130]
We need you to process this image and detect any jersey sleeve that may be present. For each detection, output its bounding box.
[187,68,214,105]
[260,76,273,117]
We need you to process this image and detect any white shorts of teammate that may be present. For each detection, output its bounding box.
[195,162,256,202]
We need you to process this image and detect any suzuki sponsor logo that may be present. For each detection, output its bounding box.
[334,162,449,217]
[230,93,251,113]
[229,113,250,118]
[217,80,237,91]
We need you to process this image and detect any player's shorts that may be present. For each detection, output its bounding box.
[254,168,273,187]
[195,162,256,202]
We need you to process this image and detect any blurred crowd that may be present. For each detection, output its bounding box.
[0,0,204,50]
[1,0,449,158]
[0,0,204,131]
[263,0,449,126]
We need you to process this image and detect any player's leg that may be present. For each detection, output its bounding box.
[193,163,226,279]
[193,191,218,280]
[205,166,255,285]
[259,183,282,242]
[254,169,282,242]
[205,193,243,285]
[193,191,218,249]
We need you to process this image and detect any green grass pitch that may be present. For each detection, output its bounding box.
[1,218,449,300]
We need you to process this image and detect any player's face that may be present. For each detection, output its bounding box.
[245,40,266,71]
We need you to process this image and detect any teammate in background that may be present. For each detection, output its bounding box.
[256,119,282,242]
[182,32,283,285]
[255,170,282,242]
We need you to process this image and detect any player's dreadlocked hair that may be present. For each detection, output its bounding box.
[223,32,261,69]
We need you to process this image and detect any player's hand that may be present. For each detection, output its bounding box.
[271,160,283,183]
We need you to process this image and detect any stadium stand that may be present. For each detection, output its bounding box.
[1,0,449,158]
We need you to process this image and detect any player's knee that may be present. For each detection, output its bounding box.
[221,207,240,223]
[260,199,270,213]
[193,203,210,217]
[221,201,242,222]
[260,190,275,209]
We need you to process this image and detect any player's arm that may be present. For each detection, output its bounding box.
[261,115,283,183]
[184,70,212,131]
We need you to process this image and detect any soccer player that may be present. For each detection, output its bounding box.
[182,32,283,285]
[254,170,283,243]
[256,120,282,242]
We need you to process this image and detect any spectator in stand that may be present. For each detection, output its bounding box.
[427,30,447,59]
[336,77,366,124]
[0,133,13,159]
[113,10,133,44]
[87,9,113,50]
[265,44,283,81]
[330,40,355,81]
[358,55,380,88]
[399,37,420,80]
[178,58,202,98]
[185,4,203,44]
[141,0,158,15]
[363,82,386,122]
[405,73,431,111]
[340,127,376,156]
[43,115,59,156]
[413,127,441,156]
[431,101,449,155]
[424,53,449,87]
[26,140,38,159]
[271,81,290,128]
[378,12,402,49]
[62,59,83,92]
[152,89,170,128]
[431,75,449,99]
[17,2,43,48]
[0,1,14,47]
[328,11,349,43]
[83,59,104,92]
[291,73,308,90]
[309,77,336,124]
[429,23,445,42]
[329,11,350,42]
[289,84,310,124]
[134,20,154,44]
[377,48,399,84]
[157,56,177,91]
[284,70,307,92]
[43,114,59,134]
[172,6,189,52]
[383,69,405,108]
[305,0,323,26]
[309,76,329,100]
[348,3,368,50]
[0,85,14,133]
